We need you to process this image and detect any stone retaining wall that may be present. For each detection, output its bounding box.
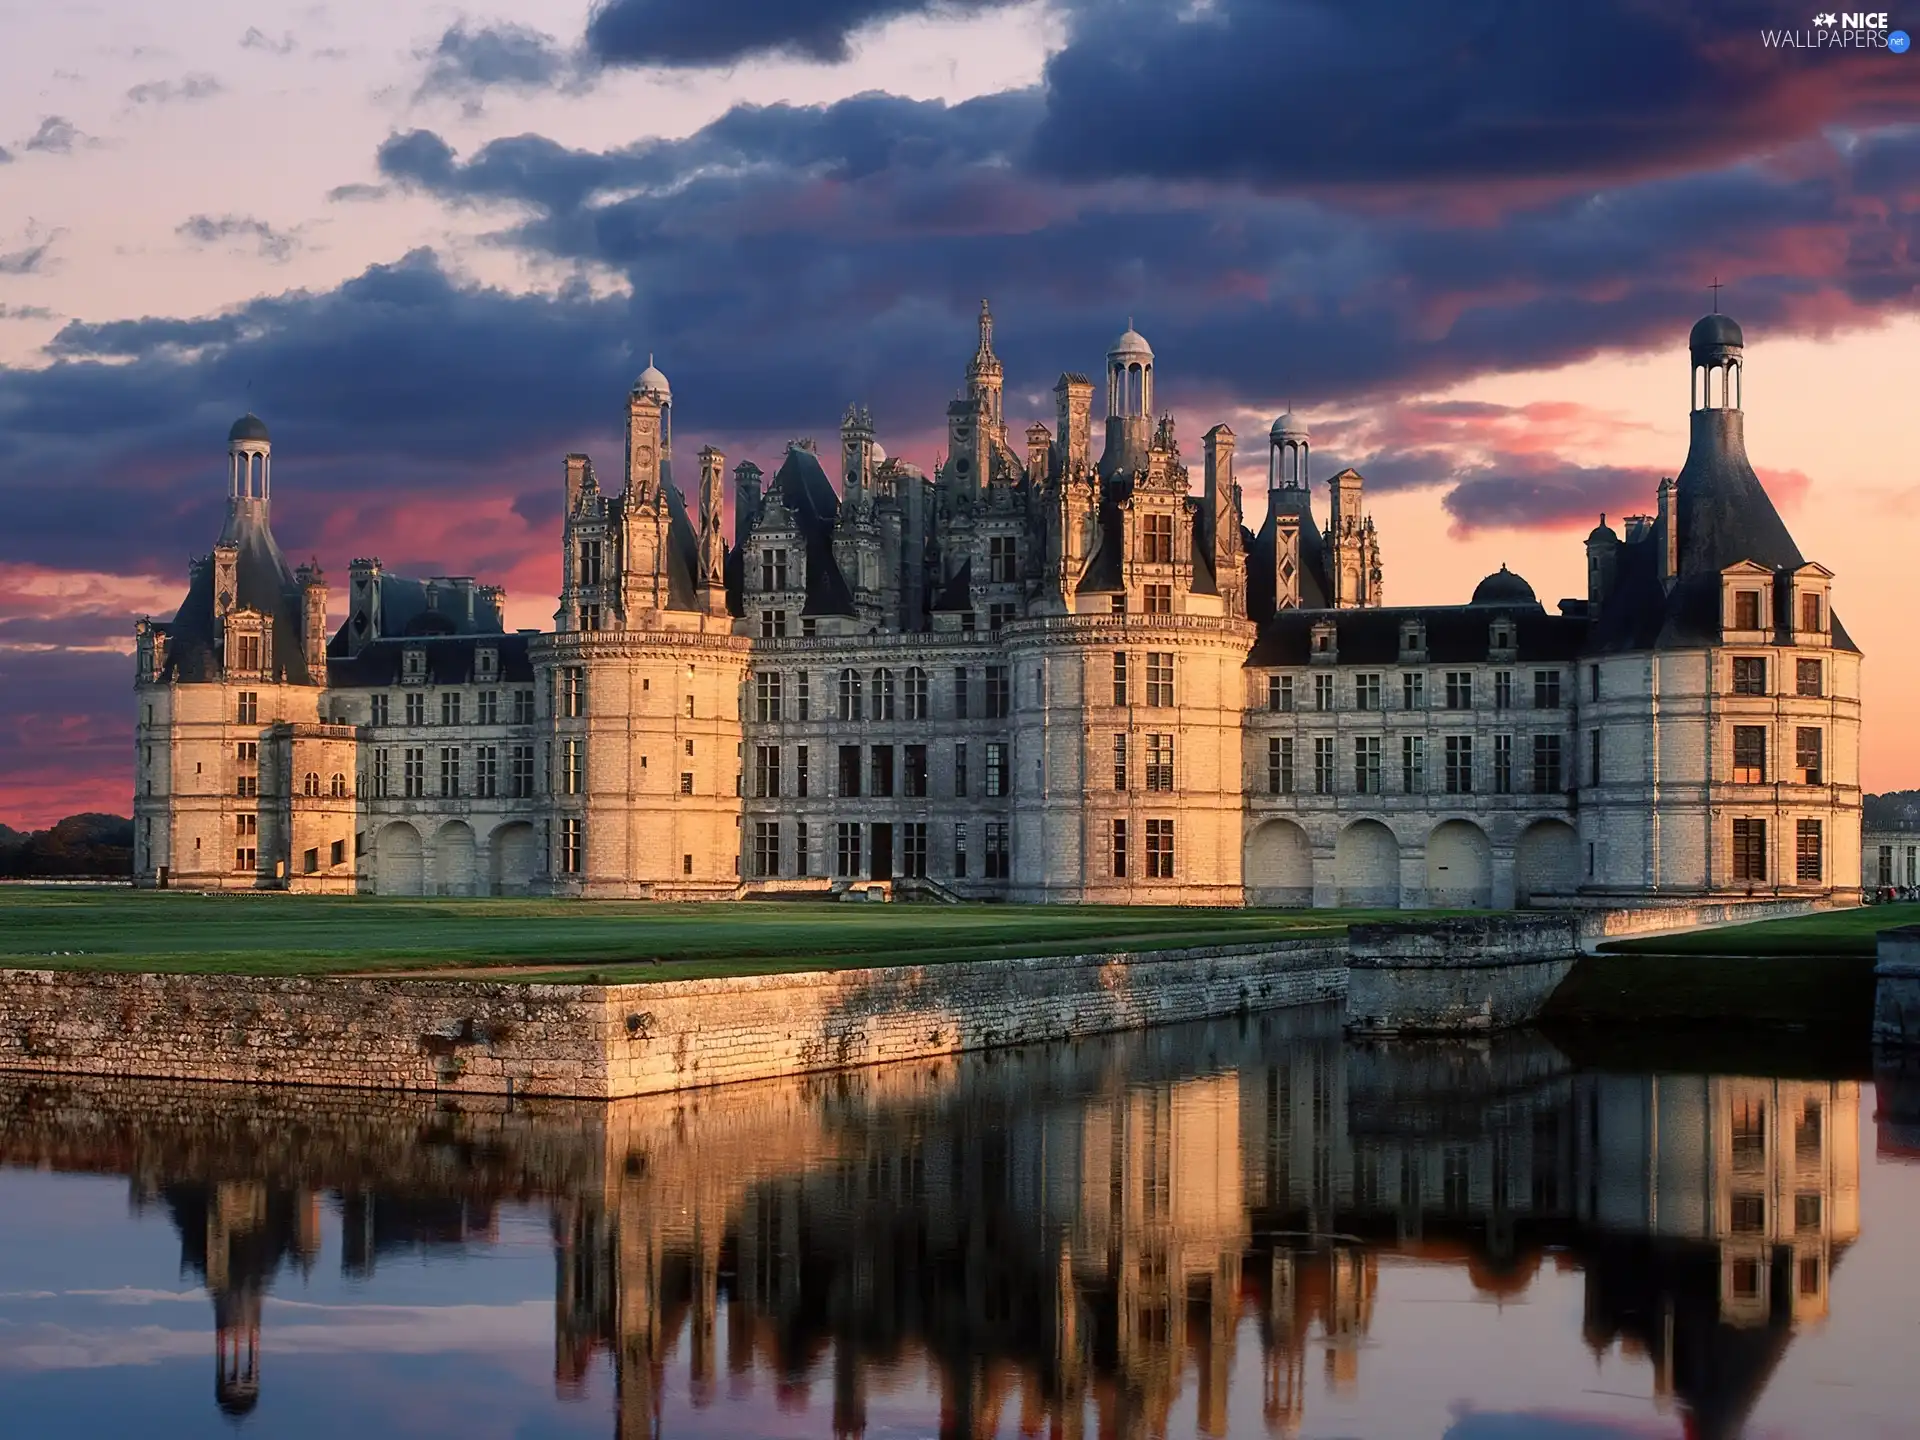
[1345,915,1580,1035]
[1573,896,1819,944]
[1875,925,1920,1048]
[0,939,1348,1098]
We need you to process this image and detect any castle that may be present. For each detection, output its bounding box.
[132,308,1862,905]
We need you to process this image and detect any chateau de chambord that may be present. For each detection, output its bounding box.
[131,308,1863,905]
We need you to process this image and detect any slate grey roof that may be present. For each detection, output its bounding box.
[1470,566,1536,607]
[766,444,856,617]
[1245,486,1331,617]
[326,632,535,688]
[1248,601,1582,668]
[159,505,314,685]
[228,413,270,443]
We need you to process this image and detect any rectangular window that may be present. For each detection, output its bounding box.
[438,747,461,797]
[985,742,1009,798]
[679,771,694,796]
[755,671,782,723]
[1445,671,1473,709]
[373,749,391,798]
[838,744,862,798]
[1795,727,1823,785]
[904,743,928,798]
[1113,652,1129,707]
[1444,735,1474,794]
[1355,736,1382,794]
[1267,673,1293,712]
[477,690,498,725]
[406,692,426,726]
[1402,734,1426,793]
[560,739,583,796]
[985,822,1010,880]
[1796,819,1823,883]
[579,539,602,586]
[1796,658,1823,697]
[837,669,862,722]
[1800,591,1822,632]
[236,813,257,838]
[1146,653,1174,707]
[1313,736,1335,795]
[234,774,257,800]
[870,744,895,798]
[902,822,928,879]
[1113,733,1129,791]
[1532,670,1561,708]
[752,822,780,879]
[236,691,259,725]
[1878,845,1894,888]
[475,745,498,798]
[330,839,346,867]
[989,535,1018,583]
[561,817,583,874]
[440,691,460,726]
[796,821,810,877]
[795,743,810,798]
[1590,728,1602,786]
[1110,594,1126,616]
[404,747,425,798]
[1146,734,1174,792]
[1732,725,1767,784]
[1355,674,1381,711]
[562,668,584,718]
[1733,818,1768,882]
[1145,819,1174,879]
[954,822,969,879]
[1588,664,1601,701]
[1143,582,1172,614]
[371,693,390,726]
[513,689,535,724]
[1111,819,1128,879]
[985,665,1011,718]
[1142,513,1174,564]
[953,667,970,720]
[754,744,781,798]
[509,744,534,798]
[1493,733,1513,794]
[1733,656,1768,695]
[760,547,788,592]
[1403,672,1425,710]
[578,603,602,633]
[1734,590,1762,630]
[1268,736,1294,795]
[906,667,929,720]
[236,634,261,671]
[234,846,257,872]
[989,601,1016,633]
[796,670,811,721]
[954,742,969,797]
[1532,734,1563,793]
[1314,674,1335,712]
[1494,671,1512,710]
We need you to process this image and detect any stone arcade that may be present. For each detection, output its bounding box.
[132,310,1861,904]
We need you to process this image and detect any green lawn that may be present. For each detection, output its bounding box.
[0,886,1409,983]
[1598,902,1920,957]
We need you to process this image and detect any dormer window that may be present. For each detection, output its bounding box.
[1798,592,1822,633]
[1400,620,1426,656]
[1310,620,1338,661]
[476,647,498,679]
[1490,622,1514,650]
[1733,591,1762,631]
[761,548,789,592]
[403,648,426,680]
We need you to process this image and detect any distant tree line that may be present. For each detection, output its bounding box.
[1866,791,1920,830]
[0,814,133,878]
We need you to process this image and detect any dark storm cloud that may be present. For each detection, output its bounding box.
[414,22,581,104]
[1032,0,1918,193]
[583,0,1020,68]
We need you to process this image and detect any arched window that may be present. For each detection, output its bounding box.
[872,668,895,721]
[329,773,348,798]
[838,668,862,722]
[905,667,929,721]
[303,772,320,797]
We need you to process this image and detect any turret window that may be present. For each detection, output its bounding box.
[761,609,787,639]
[236,691,259,725]
[1732,725,1767,784]
[905,667,929,720]
[1733,819,1767,882]
[989,536,1018,583]
[329,773,347,799]
[1795,727,1823,785]
[1799,592,1823,632]
[838,669,863,721]
[1732,657,1767,695]
[303,772,320,797]
[579,541,602,586]
[872,668,896,720]
[1796,659,1823,697]
[761,548,788,591]
[1143,583,1172,614]
[1142,514,1174,564]
[1733,591,1763,630]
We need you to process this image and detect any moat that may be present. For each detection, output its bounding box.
[1,1008,1913,1439]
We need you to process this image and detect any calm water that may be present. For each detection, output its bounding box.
[2,1010,1916,1440]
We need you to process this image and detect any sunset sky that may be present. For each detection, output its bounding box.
[2,0,1917,829]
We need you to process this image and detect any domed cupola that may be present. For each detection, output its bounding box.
[1470,563,1537,607]
[1268,410,1309,491]
[1106,321,1153,419]
[228,413,271,444]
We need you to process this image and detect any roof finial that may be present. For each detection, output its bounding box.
[1708,277,1722,312]
[648,351,654,365]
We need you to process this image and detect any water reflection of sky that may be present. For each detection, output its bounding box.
[0,1013,1914,1440]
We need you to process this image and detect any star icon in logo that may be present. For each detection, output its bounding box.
[1813,11,1837,24]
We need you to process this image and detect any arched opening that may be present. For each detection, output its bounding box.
[1335,820,1399,908]
[436,820,476,897]
[1515,819,1579,905]
[489,822,538,897]
[374,821,423,897]
[1246,819,1313,907]
[1425,820,1493,908]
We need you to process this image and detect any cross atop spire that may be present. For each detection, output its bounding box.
[1708,277,1722,312]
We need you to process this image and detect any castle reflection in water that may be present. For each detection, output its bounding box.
[0,1009,1862,1440]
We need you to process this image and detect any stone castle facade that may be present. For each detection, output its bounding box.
[132,309,1862,905]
